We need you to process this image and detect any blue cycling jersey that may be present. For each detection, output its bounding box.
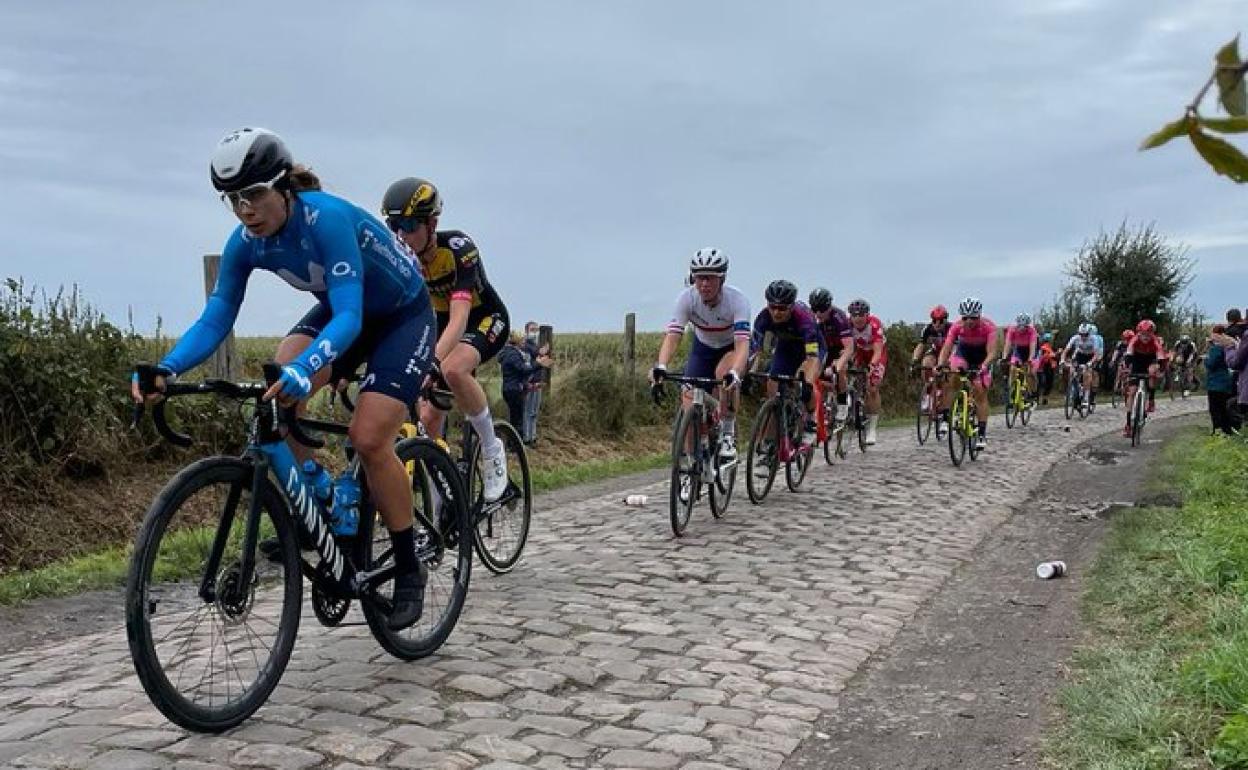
[161,191,428,378]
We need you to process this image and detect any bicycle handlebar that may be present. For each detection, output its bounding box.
[133,362,325,449]
[650,372,735,405]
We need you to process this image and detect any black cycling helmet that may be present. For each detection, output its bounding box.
[210,127,293,193]
[381,177,444,222]
[847,298,870,316]
[808,287,832,313]
[765,280,798,306]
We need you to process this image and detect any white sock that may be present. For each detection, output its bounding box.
[468,409,501,455]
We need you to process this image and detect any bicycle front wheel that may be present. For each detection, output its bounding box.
[784,404,812,492]
[916,385,932,446]
[669,406,701,536]
[746,400,780,504]
[467,421,532,573]
[362,437,472,661]
[1004,382,1017,429]
[854,393,868,453]
[126,456,301,733]
[709,427,737,519]
[947,393,967,467]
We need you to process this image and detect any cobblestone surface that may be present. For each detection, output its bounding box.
[0,401,1200,768]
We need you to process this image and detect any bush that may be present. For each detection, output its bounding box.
[0,281,141,490]
[542,363,666,439]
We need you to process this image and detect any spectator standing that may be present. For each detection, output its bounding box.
[521,321,548,444]
[1206,324,1236,435]
[1225,309,1246,430]
[499,330,550,434]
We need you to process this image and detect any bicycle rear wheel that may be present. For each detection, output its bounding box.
[126,456,301,733]
[361,438,472,661]
[467,421,531,573]
[947,393,967,467]
[746,400,780,504]
[669,406,701,536]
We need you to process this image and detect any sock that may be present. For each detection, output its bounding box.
[390,526,418,575]
[836,393,847,405]
[721,416,736,436]
[978,421,987,437]
[468,409,500,455]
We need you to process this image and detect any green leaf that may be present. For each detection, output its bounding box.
[1140,116,1194,150]
[1188,126,1248,183]
[1215,35,1247,116]
[1199,115,1248,134]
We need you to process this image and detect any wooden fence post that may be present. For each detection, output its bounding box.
[203,254,237,379]
[624,312,636,378]
[538,324,554,386]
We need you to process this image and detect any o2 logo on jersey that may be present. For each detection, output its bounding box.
[331,261,355,277]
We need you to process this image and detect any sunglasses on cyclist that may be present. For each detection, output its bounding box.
[768,303,792,312]
[385,215,428,234]
[220,171,286,210]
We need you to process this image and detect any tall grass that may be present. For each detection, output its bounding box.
[1048,431,1248,768]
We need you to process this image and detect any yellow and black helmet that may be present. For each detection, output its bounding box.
[381,177,443,230]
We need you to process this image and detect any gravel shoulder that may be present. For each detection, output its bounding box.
[783,413,1200,770]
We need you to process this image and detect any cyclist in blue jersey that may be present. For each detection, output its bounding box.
[130,128,434,630]
[750,280,823,446]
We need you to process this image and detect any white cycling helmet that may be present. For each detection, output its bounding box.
[690,247,729,276]
[1077,322,1093,335]
[1015,312,1032,326]
[210,127,292,193]
[958,297,983,317]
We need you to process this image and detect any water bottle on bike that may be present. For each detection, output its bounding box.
[330,468,360,537]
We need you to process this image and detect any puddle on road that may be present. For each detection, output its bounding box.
[1082,448,1128,466]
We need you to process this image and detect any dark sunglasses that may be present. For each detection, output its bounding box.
[768,303,792,312]
[385,215,427,234]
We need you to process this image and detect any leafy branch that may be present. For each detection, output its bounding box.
[1139,35,1248,183]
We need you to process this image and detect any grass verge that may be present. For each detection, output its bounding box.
[0,430,671,607]
[1046,428,1248,768]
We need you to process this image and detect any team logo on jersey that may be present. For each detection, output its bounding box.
[448,236,468,250]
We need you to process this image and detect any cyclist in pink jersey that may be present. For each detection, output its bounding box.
[1000,312,1039,401]
[937,297,998,451]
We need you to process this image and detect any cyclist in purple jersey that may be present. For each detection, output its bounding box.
[809,288,853,419]
[750,280,823,445]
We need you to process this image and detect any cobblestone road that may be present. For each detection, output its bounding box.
[0,400,1202,769]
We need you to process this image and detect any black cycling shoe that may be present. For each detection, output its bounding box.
[387,562,429,630]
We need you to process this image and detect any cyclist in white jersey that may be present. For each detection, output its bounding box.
[651,248,751,461]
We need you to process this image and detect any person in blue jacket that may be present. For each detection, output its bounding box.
[129,128,434,630]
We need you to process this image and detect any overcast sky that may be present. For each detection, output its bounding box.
[1,1,1244,335]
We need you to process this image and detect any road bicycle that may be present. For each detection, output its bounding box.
[1125,373,1151,447]
[339,374,531,575]
[914,364,944,445]
[127,363,471,732]
[652,373,739,536]
[1002,361,1034,429]
[1064,362,1093,420]
[942,365,984,467]
[745,372,813,503]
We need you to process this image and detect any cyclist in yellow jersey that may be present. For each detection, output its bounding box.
[382,177,512,502]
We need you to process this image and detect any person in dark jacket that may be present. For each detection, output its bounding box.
[1206,324,1236,435]
[521,321,549,444]
[499,330,550,433]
